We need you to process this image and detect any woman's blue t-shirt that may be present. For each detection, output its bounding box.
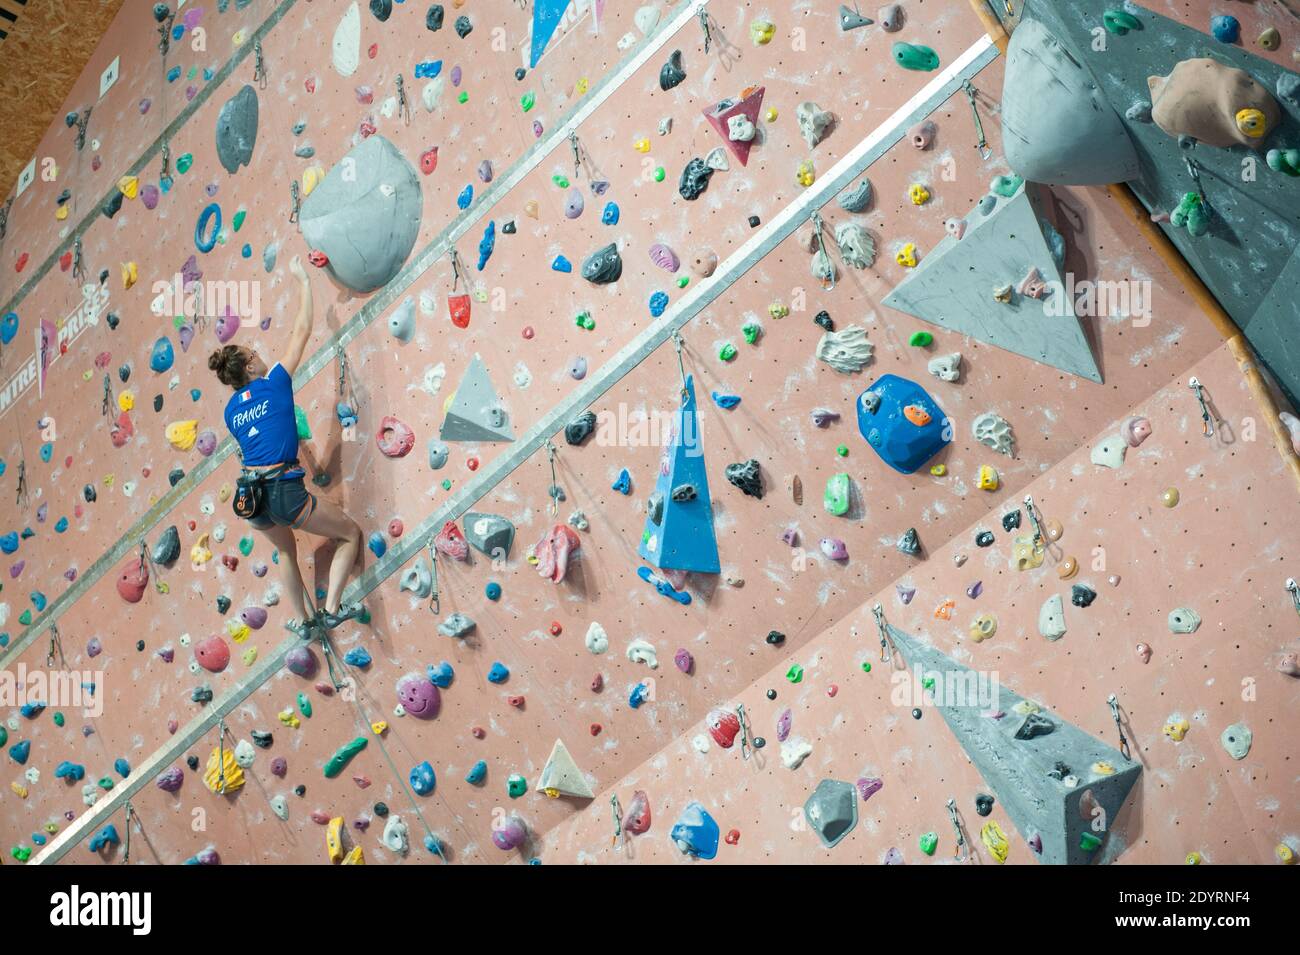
[223,362,299,466]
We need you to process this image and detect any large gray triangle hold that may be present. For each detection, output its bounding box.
[888,625,1140,865]
[881,182,1101,382]
[440,355,515,442]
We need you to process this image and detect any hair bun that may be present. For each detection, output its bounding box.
[207,350,224,372]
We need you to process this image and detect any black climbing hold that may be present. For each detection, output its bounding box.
[374,801,390,816]
[897,527,920,555]
[766,630,785,646]
[911,707,922,719]
[454,14,472,37]
[99,269,111,285]
[549,485,566,503]
[312,472,331,488]
[748,215,761,228]
[1048,761,1072,780]
[426,4,444,30]
[369,0,393,22]
[136,640,146,652]
[64,111,79,128]
[186,754,200,770]
[581,243,622,284]
[725,459,763,498]
[975,793,994,816]
[192,686,213,703]
[678,158,713,201]
[975,530,995,547]
[658,49,685,90]
[1071,584,1097,608]
[294,784,307,797]
[1001,509,1021,532]
[565,410,598,445]
[152,3,171,22]
[57,188,71,205]
[766,688,777,700]
[501,219,517,234]
[216,595,231,614]
[152,525,180,564]
[1015,712,1056,740]
[753,736,766,749]
[251,730,274,748]
[118,364,131,384]
[514,68,526,81]
[106,311,120,330]
[102,190,125,219]
[813,310,834,332]
[154,395,165,413]
[670,483,697,502]
[83,484,97,503]
[646,493,664,525]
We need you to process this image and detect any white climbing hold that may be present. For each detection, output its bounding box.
[704,146,730,171]
[627,637,658,668]
[1168,607,1201,634]
[692,733,711,754]
[234,739,256,768]
[422,77,445,113]
[332,2,361,78]
[634,5,660,35]
[796,101,833,148]
[816,326,873,373]
[382,815,410,855]
[585,622,609,654]
[535,739,595,798]
[781,736,813,769]
[1090,434,1126,469]
[835,222,876,268]
[928,353,962,382]
[972,412,1014,456]
[1039,594,1066,641]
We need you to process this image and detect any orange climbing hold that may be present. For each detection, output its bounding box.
[903,404,932,426]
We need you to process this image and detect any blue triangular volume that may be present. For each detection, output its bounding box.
[529,0,571,68]
[637,376,721,574]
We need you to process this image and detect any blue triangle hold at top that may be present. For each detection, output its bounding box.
[529,0,572,68]
[637,375,721,574]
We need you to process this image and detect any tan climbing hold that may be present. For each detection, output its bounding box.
[1148,58,1279,148]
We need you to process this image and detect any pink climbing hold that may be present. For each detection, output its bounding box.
[624,790,651,834]
[1122,416,1152,447]
[776,708,792,742]
[820,537,848,560]
[492,814,528,850]
[376,416,415,458]
[389,519,404,538]
[433,521,469,561]
[533,524,580,583]
[396,672,442,718]
[674,648,693,673]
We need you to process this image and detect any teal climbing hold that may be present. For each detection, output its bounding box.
[892,42,939,71]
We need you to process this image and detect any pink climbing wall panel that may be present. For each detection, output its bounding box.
[1,0,1296,865]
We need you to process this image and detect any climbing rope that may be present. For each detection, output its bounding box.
[396,74,411,125]
[449,249,467,293]
[672,331,689,397]
[609,793,624,847]
[426,539,441,615]
[215,720,229,795]
[289,180,301,225]
[1023,494,1046,554]
[139,540,169,595]
[811,210,836,291]
[121,802,134,864]
[254,41,268,89]
[736,703,753,761]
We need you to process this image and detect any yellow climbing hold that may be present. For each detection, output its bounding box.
[232,29,246,45]
[1091,761,1116,776]
[1185,851,1203,865]
[11,781,28,799]
[908,183,931,205]
[241,647,258,666]
[327,816,345,863]
[981,820,1009,863]
[895,243,918,268]
[1163,717,1190,742]
[525,199,539,219]
[1276,843,1295,864]
[279,709,302,729]
[768,301,790,319]
[750,18,775,44]
[302,165,326,197]
[371,721,388,735]
[165,419,199,451]
[765,107,778,122]
[190,532,213,567]
[56,205,69,221]
[977,464,999,491]
[342,845,366,865]
[117,390,135,412]
[204,746,245,794]
[1012,535,1044,571]
[969,613,997,643]
[121,261,138,289]
[218,483,233,503]
[1234,107,1268,139]
[118,175,140,200]
[576,77,589,95]
[225,620,251,643]
[930,464,947,476]
[634,137,651,153]
[795,160,816,187]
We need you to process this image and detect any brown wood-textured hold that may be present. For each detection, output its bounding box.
[791,474,802,505]
[0,0,125,198]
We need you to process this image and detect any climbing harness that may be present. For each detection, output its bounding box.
[396,74,411,125]
[1188,376,1215,438]
[1107,693,1132,761]
[946,797,969,862]
[961,80,992,160]
[811,210,836,291]
[872,602,894,663]
[1287,578,1300,618]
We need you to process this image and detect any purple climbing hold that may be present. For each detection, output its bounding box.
[856,777,883,800]
[285,645,317,677]
[776,708,792,742]
[896,584,916,604]
[271,757,288,777]
[565,189,584,219]
[966,580,983,599]
[820,537,848,560]
[156,765,184,792]
[492,814,528,850]
[87,637,102,658]
[241,606,268,629]
[674,648,693,673]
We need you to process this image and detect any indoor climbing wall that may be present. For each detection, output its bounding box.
[0,0,1296,866]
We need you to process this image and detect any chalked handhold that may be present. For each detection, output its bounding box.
[678,158,713,200]
[659,50,686,90]
[725,459,763,498]
[581,243,622,284]
[565,411,597,445]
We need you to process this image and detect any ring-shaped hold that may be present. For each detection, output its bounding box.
[195,202,222,253]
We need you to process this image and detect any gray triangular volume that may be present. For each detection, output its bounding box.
[440,355,515,442]
[881,184,1102,382]
[888,625,1140,865]
[535,739,594,799]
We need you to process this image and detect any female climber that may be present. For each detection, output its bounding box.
[209,255,363,634]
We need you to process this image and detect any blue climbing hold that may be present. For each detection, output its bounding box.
[241,243,252,258]
[367,531,387,558]
[195,202,222,253]
[190,388,202,401]
[427,661,455,687]
[167,65,181,82]
[552,255,572,273]
[89,824,120,853]
[55,761,85,782]
[670,802,721,860]
[0,532,16,554]
[410,760,437,796]
[457,184,473,209]
[337,403,358,429]
[712,392,741,409]
[601,202,619,225]
[629,682,651,708]
[32,833,47,846]
[54,517,68,533]
[649,291,669,317]
[477,220,496,270]
[487,661,510,684]
[529,0,571,67]
[150,336,175,373]
[414,60,443,78]
[856,373,950,475]
[424,834,446,857]
[485,581,502,600]
[344,647,372,668]
[30,591,46,611]
[39,443,52,463]
[1210,14,1239,43]
[9,740,31,764]
[0,311,18,345]
[20,701,44,718]
[20,526,34,539]
[612,468,632,495]
[465,759,487,784]
[114,757,131,777]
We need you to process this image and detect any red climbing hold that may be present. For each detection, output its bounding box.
[725,828,741,845]
[472,726,486,739]
[590,723,602,736]
[420,147,439,175]
[368,42,378,59]
[466,456,480,471]
[305,76,317,93]
[433,520,469,561]
[549,621,562,636]
[222,554,239,572]
[591,674,603,692]
[507,695,525,708]
[195,635,231,673]
[448,293,471,330]
[308,250,330,268]
[116,557,149,603]
[15,252,29,272]
[707,707,741,748]
[59,251,73,271]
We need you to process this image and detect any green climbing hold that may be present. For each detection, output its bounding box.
[176,153,193,174]
[654,167,666,182]
[1080,831,1103,851]
[297,692,312,718]
[824,472,851,516]
[18,609,31,625]
[12,846,32,862]
[718,343,738,361]
[232,209,247,232]
[922,675,935,690]
[441,478,452,490]
[742,321,762,345]
[358,607,371,625]
[97,776,115,790]
[990,174,1024,198]
[295,405,312,440]
[676,276,689,288]
[507,773,527,798]
[0,726,7,747]
[861,661,872,673]
[187,65,198,80]
[457,91,468,104]
[575,311,595,329]
[908,331,934,347]
[552,174,570,188]
[1102,9,1140,34]
[1171,192,1210,238]
[324,736,368,778]
[1266,148,1300,177]
[239,536,254,557]
[892,42,939,71]
[53,712,64,727]
[521,91,536,111]
[919,831,938,855]
[836,444,848,457]
[786,664,804,684]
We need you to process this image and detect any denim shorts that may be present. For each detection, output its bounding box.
[245,472,317,530]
